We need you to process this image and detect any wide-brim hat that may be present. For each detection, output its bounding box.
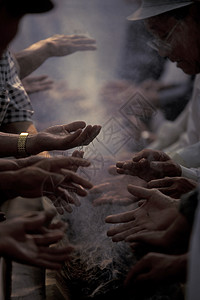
[5,0,54,15]
[127,0,194,21]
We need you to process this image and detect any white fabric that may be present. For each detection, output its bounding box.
[150,74,200,154]
[181,166,198,182]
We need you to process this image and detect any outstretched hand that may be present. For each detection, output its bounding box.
[45,34,97,57]
[116,149,181,181]
[106,185,179,242]
[147,177,197,198]
[0,209,74,269]
[27,121,101,154]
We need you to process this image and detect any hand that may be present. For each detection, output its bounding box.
[0,210,74,269]
[148,177,197,198]
[45,34,97,57]
[106,185,179,242]
[22,75,54,94]
[116,149,181,181]
[89,175,145,206]
[27,121,101,154]
[124,253,187,294]
[0,166,65,200]
[126,213,192,255]
[44,169,93,214]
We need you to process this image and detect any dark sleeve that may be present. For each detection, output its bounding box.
[179,188,199,225]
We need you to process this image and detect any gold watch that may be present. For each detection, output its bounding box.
[17,132,29,157]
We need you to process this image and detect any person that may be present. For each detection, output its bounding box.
[14,34,97,80]
[0,0,99,297]
[0,1,101,154]
[104,0,200,297]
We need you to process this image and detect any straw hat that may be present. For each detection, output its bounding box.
[127,0,194,21]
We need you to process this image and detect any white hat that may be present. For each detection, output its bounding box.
[127,0,194,21]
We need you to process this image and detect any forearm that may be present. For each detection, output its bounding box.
[14,40,52,79]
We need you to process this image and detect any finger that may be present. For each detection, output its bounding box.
[57,187,81,206]
[61,200,73,213]
[60,169,93,189]
[89,182,111,194]
[93,196,133,206]
[72,150,84,158]
[147,177,172,188]
[86,125,101,141]
[132,149,168,163]
[107,221,135,237]
[33,231,65,245]
[64,121,86,132]
[60,183,87,197]
[127,185,155,200]
[116,161,133,170]
[105,209,137,223]
[48,221,68,231]
[73,38,96,44]
[116,168,125,174]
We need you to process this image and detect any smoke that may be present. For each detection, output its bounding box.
[58,189,136,299]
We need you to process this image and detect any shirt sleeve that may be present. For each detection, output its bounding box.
[1,51,34,125]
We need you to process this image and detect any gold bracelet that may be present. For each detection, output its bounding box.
[17,132,29,157]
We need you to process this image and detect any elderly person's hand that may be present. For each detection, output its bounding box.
[116,149,181,182]
[126,211,191,255]
[0,209,74,269]
[44,34,97,57]
[26,121,101,155]
[106,185,179,242]
[147,177,197,198]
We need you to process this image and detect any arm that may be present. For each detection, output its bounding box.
[14,34,96,79]
[0,121,101,158]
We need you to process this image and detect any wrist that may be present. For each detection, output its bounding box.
[43,38,56,57]
[26,133,42,155]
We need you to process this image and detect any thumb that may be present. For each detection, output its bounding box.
[127,185,153,200]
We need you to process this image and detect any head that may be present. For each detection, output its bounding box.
[128,1,200,75]
[0,0,54,57]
